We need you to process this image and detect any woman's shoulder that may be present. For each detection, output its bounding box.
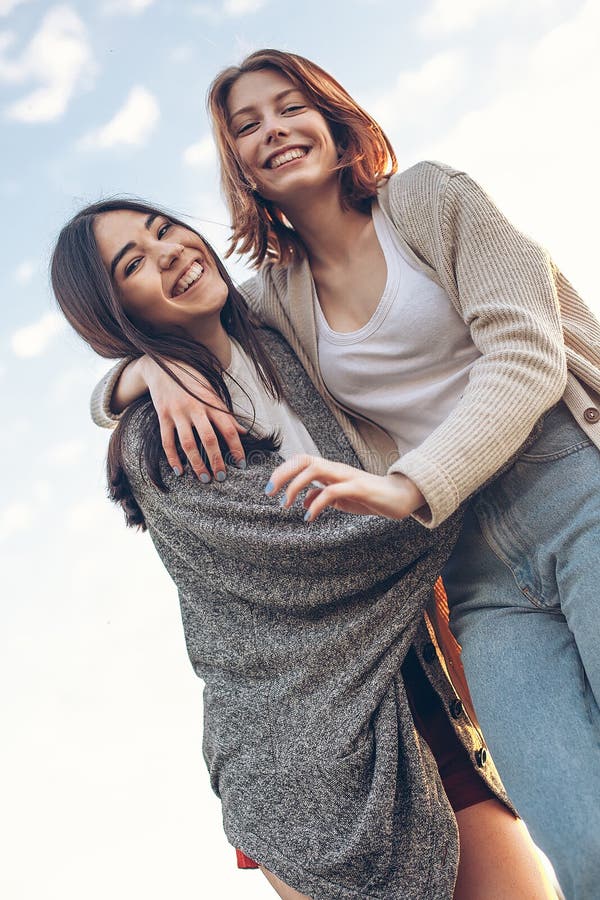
[380,160,463,211]
[378,161,480,248]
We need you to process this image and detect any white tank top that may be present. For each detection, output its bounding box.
[315,201,481,455]
[225,339,319,459]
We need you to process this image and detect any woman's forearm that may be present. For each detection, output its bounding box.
[111,357,148,413]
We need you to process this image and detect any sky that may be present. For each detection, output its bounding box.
[1,0,599,897]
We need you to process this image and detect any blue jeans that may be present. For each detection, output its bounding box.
[443,402,600,900]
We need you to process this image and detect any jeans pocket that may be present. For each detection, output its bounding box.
[519,402,592,463]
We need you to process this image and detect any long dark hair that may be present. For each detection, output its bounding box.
[51,197,282,530]
[208,49,397,267]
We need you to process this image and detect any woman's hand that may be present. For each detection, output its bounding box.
[134,356,247,481]
[265,455,427,522]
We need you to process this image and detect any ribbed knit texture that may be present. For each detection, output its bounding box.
[240,161,600,527]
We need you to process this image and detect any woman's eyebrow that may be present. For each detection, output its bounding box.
[110,214,158,277]
[229,88,300,122]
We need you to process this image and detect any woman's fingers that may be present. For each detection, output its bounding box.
[207,407,247,470]
[266,457,423,521]
[147,358,248,480]
[303,482,355,521]
[302,487,323,508]
[266,455,337,498]
[159,420,184,476]
[174,418,214,482]
[266,456,324,505]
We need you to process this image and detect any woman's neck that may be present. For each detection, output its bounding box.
[279,184,373,271]
[187,317,232,369]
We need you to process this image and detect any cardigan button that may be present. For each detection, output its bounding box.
[583,406,599,423]
[475,747,487,768]
[422,642,437,664]
[450,699,463,719]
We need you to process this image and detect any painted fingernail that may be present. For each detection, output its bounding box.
[236,459,247,470]
[215,471,226,482]
[200,473,211,484]
[172,466,181,477]
[279,494,287,507]
[264,480,275,495]
[304,510,312,522]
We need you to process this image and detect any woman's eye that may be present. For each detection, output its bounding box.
[124,258,142,277]
[157,221,172,239]
[284,104,305,114]
[237,121,258,136]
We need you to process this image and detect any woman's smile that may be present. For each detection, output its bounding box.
[93,209,229,336]
[264,146,310,170]
[227,69,338,203]
[172,259,205,298]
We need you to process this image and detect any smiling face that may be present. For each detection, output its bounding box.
[93,210,229,338]
[226,68,340,207]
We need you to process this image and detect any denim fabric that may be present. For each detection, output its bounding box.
[443,402,600,900]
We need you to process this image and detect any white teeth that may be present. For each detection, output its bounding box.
[173,261,204,297]
[269,148,307,169]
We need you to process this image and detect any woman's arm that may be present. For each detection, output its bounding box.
[90,357,247,481]
[385,164,568,527]
[265,455,427,522]
[90,274,265,478]
[129,449,446,611]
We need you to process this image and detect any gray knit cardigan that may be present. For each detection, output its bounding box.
[118,329,510,900]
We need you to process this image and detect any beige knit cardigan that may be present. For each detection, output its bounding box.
[91,160,600,528]
[240,160,600,527]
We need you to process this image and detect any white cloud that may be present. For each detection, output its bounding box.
[417,0,510,36]
[11,311,66,358]
[45,439,86,467]
[223,0,267,15]
[417,0,568,36]
[182,135,215,167]
[13,258,35,285]
[169,45,193,64]
[102,0,155,13]
[189,0,267,21]
[31,480,53,504]
[67,497,112,531]
[0,501,33,542]
[0,6,95,123]
[0,0,31,15]
[415,0,600,313]
[77,86,159,150]
[370,50,466,129]
[189,3,222,24]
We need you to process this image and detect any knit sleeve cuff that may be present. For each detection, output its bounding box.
[387,450,460,529]
[89,358,132,429]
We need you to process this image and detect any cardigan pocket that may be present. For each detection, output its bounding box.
[271,736,390,890]
[315,725,375,804]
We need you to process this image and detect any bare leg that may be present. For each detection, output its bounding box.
[259,799,558,900]
[454,800,558,899]
[260,865,312,900]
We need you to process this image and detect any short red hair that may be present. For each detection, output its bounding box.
[207,49,397,268]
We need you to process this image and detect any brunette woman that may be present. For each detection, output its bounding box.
[53,198,557,900]
[91,51,600,898]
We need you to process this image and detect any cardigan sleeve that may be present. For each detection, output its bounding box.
[388,166,567,527]
[90,358,132,429]
[128,449,445,613]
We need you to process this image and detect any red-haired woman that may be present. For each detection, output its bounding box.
[92,50,600,899]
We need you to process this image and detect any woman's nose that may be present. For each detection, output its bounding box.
[158,243,184,270]
[264,116,290,144]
